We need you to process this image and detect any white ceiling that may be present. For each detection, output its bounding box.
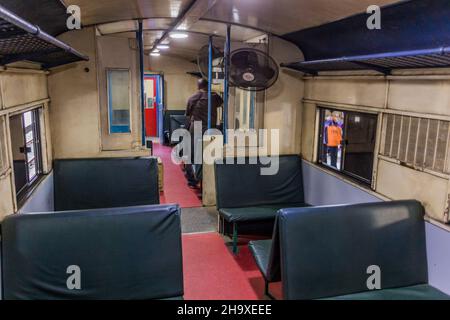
[63,0,192,25]
[63,0,402,60]
[203,0,401,35]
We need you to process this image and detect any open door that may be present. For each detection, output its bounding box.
[144,74,162,138]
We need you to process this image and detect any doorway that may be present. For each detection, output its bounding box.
[144,74,163,139]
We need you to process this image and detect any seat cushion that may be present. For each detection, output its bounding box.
[249,240,273,280]
[324,284,450,300]
[219,203,308,223]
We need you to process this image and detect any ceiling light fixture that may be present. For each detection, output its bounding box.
[150,52,160,57]
[157,44,170,50]
[169,32,188,39]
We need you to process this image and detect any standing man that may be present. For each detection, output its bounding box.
[185,78,223,188]
[324,112,343,168]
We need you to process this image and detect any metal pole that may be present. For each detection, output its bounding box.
[138,20,146,146]
[207,36,213,130]
[223,25,231,144]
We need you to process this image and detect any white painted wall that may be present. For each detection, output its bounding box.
[18,172,54,214]
[302,74,450,223]
[148,55,198,111]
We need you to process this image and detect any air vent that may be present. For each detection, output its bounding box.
[382,114,450,174]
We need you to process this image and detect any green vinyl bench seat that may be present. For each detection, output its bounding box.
[324,284,449,300]
[215,155,307,253]
[249,200,450,300]
[219,203,309,223]
[54,157,160,210]
[1,205,184,300]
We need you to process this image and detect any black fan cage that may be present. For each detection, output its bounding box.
[229,48,279,92]
[197,44,224,79]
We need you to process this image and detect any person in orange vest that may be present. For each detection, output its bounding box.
[324,112,343,168]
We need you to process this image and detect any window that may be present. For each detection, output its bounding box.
[234,88,256,130]
[10,109,43,198]
[231,88,264,131]
[0,116,8,175]
[318,107,378,185]
[107,69,131,133]
[381,114,450,174]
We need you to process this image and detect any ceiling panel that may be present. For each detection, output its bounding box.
[203,0,402,35]
[97,18,173,35]
[62,0,192,26]
[112,30,165,43]
[157,32,211,60]
[142,18,174,30]
[189,20,264,41]
[97,20,138,35]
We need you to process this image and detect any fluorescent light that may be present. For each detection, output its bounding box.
[150,52,160,57]
[152,49,160,53]
[170,32,188,39]
[157,44,170,50]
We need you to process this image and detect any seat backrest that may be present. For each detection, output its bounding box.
[1,205,183,300]
[215,155,305,209]
[278,200,428,300]
[266,215,282,282]
[170,115,188,133]
[54,158,159,211]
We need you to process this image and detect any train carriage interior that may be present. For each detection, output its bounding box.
[1,0,450,302]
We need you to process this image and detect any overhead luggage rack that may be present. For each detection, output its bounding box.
[281,47,450,76]
[0,5,88,69]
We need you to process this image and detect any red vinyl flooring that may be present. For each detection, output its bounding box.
[153,143,203,208]
[182,232,282,300]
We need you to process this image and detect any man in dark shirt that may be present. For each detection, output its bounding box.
[185,78,223,188]
[186,78,223,132]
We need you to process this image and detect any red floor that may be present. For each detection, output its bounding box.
[182,232,282,300]
[153,143,202,208]
[154,144,279,300]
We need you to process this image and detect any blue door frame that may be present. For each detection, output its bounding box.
[144,73,164,141]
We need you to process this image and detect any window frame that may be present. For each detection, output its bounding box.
[106,68,132,134]
[0,115,9,177]
[227,87,266,148]
[316,106,378,187]
[231,87,264,132]
[11,108,44,202]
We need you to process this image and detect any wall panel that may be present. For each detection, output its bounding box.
[0,175,14,219]
[149,55,197,111]
[376,159,447,221]
[304,78,387,108]
[0,73,47,109]
[302,74,450,223]
[300,102,316,162]
[97,36,141,151]
[388,79,450,116]
[48,27,102,159]
[265,37,304,155]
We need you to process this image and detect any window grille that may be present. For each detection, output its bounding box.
[382,114,450,174]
